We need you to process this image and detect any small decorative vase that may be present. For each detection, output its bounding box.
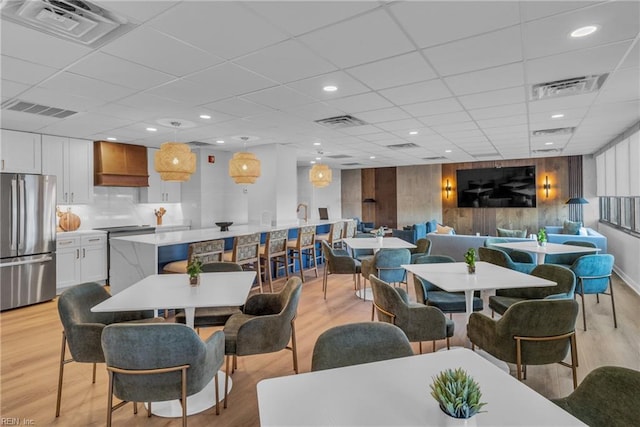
[189,275,200,287]
[376,236,383,244]
[537,240,547,247]
[156,215,163,226]
[467,264,476,274]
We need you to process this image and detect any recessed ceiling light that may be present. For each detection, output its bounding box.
[200,114,211,119]
[551,113,564,119]
[313,142,321,146]
[370,156,376,159]
[409,131,418,135]
[216,140,225,144]
[445,149,452,153]
[146,127,157,132]
[570,25,598,38]
[545,142,554,146]
[323,85,337,92]
[315,157,321,160]
[106,137,117,141]
[310,160,316,164]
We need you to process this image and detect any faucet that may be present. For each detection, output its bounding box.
[297,203,308,223]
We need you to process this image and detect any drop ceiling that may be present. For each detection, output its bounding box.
[1,0,639,169]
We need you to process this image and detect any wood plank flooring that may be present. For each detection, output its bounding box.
[1,268,638,426]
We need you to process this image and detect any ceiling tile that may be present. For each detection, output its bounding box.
[346,52,437,90]
[596,67,640,104]
[38,72,136,102]
[324,92,393,114]
[444,63,524,96]
[356,107,411,124]
[457,86,526,110]
[281,102,346,122]
[287,71,369,100]
[424,26,523,76]
[92,1,180,23]
[476,115,528,129]
[298,9,414,68]
[0,109,59,132]
[379,79,452,106]
[185,63,278,100]
[520,2,601,23]
[1,55,58,86]
[376,118,424,132]
[468,103,527,120]
[203,97,276,118]
[242,86,316,110]
[419,112,474,127]
[402,98,463,117]
[116,92,192,115]
[0,80,30,99]
[528,92,598,114]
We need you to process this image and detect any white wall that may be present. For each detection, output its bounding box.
[582,155,599,229]
[598,223,640,294]
[297,166,342,220]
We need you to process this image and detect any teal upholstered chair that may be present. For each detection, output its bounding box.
[311,322,414,371]
[56,282,159,417]
[223,277,302,408]
[321,240,361,300]
[478,246,536,274]
[552,366,640,426]
[484,237,535,263]
[468,299,579,388]
[489,264,576,316]
[362,248,411,318]
[175,262,244,330]
[350,232,375,261]
[370,276,454,353]
[410,238,432,263]
[570,254,616,331]
[544,241,597,267]
[413,255,483,316]
[101,324,225,426]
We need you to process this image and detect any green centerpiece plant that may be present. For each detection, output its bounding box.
[186,258,202,286]
[537,228,547,247]
[464,248,476,274]
[430,368,487,420]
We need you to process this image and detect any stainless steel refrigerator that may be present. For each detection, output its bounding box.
[1,173,57,310]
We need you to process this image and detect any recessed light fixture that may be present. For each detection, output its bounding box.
[570,25,598,38]
[310,160,316,164]
[146,127,157,132]
[200,114,211,119]
[216,140,225,144]
[409,131,418,135]
[370,156,376,159]
[315,157,321,160]
[445,149,452,153]
[545,142,554,146]
[323,85,338,92]
[106,137,117,141]
[313,142,321,146]
[551,113,564,119]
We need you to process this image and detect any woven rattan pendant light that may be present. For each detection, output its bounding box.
[229,136,261,184]
[309,146,332,188]
[154,121,196,182]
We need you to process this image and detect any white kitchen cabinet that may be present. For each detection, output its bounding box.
[140,147,181,203]
[56,231,107,293]
[0,129,42,173]
[42,135,93,204]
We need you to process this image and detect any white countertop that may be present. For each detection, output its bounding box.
[57,229,107,236]
[111,219,346,247]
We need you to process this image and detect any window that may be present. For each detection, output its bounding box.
[600,196,640,237]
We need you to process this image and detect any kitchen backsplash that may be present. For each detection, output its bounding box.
[57,187,188,230]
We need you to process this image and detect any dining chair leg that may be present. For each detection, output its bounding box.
[323,265,329,300]
[133,401,137,414]
[516,337,523,381]
[446,337,450,350]
[181,368,187,427]
[570,333,578,389]
[92,362,97,383]
[214,372,220,415]
[147,402,151,417]
[579,288,587,331]
[418,342,422,354]
[224,356,231,409]
[297,250,305,282]
[106,370,114,427]
[291,320,299,374]
[432,341,436,352]
[55,332,66,417]
[609,277,618,328]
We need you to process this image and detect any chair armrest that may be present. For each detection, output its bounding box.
[204,330,225,372]
[510,250,535,263]
[545,292,574,300]
[68,323,106,362]
[403,305,449,341]
[331,255,359,273]
[243,294,281,315]
[236,315,290,355]
[467,312,498,348]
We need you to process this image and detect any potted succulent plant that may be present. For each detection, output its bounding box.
[375,227,385,243]
[464,248,476,274]
[431,368,487,422]
[537,228,547,247]
[186,258,202,286]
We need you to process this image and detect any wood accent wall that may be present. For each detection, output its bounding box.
[340,169,362,219]
[361,168,376,224]
[359,167,397,228]
[442,156,571,236]
[396,164,442,227]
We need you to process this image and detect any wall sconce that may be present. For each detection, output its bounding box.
[445,179,452,199]
[543,175,551,198]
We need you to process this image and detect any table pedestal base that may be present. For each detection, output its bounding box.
[357,287,373,301]
[149,370,231,417]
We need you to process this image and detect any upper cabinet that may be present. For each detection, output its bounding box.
[140,147,181,203]
[0,129,42,173]
[42,135,93,204]
[94,141,148,187]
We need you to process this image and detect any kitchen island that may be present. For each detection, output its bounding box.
[109,220,344,294]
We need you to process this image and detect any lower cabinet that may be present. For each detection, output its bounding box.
[56,232,107,293]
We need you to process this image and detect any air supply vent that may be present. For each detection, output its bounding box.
[532,127,575,137]
[1,99,78,118]
[387,143,419,149]
[326,154,352,159]
[315,115,367,129]
[531,74,608,100]
[186,141,212,147]
[474,153,500,158]
[532,148,563,154]
[342,162,363,166]
[422,156,446,161]
[1,0,135,48]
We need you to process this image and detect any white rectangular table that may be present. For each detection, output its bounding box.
[403,261,555,323]
[257,348,585,426]
[491,241,600,265]
[343,236,416,253]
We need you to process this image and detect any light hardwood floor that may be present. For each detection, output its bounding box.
[1,269,639,426]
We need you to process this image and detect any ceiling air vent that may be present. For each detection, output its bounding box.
[531,74,608,100]
[387,143,419,149]
[474,153,500,158]
[532,127,575,137]
[342,162,363,166]
[315,115,367,129]
[532,148,563,154]
[1,99,77,118]
[326,154,352,159]
[186,141,212,147]
[422,156,446,161]
[1,0,135,48]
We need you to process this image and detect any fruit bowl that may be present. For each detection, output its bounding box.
[215,221,233,231]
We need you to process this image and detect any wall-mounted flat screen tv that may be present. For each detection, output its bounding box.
[456,166,536,208]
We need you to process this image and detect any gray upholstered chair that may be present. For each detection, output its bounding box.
[370,276,454,353]
[101,324,225,427]
[175,262,244,330]
[484,237,535,263]
[223,277,302,408]
[410,238,432,263]
[362,248,411,318]
[321,240,361,300]
[489,264,576,316]
[56,282,159,417]
[552,366,640,426]
[413,255,483,316]
[570,254,616,331]
[544,240,597,267]
[478,246,536,274]
[468,299,579,388]
[311,322,414,371]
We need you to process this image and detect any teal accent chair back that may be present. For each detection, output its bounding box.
[478,246,536,274]
[570,254,616,331]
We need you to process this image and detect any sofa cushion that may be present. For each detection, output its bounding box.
[562,220,582,235]
[436,224,455,235]
[496,227,527,238]
[426,219,438,233]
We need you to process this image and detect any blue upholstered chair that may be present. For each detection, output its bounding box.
[321,240,361,300]
[350,232,375,261]
[489,264,576,316]
[371,276,454,353]
[570,254,616,331]
[101,324,225,426]
[544,241,598,267]
[478,246,536,274]
[484,237,535,263]
[311,322,413,371]
[361,248,411,313]
[413,255,483,316]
